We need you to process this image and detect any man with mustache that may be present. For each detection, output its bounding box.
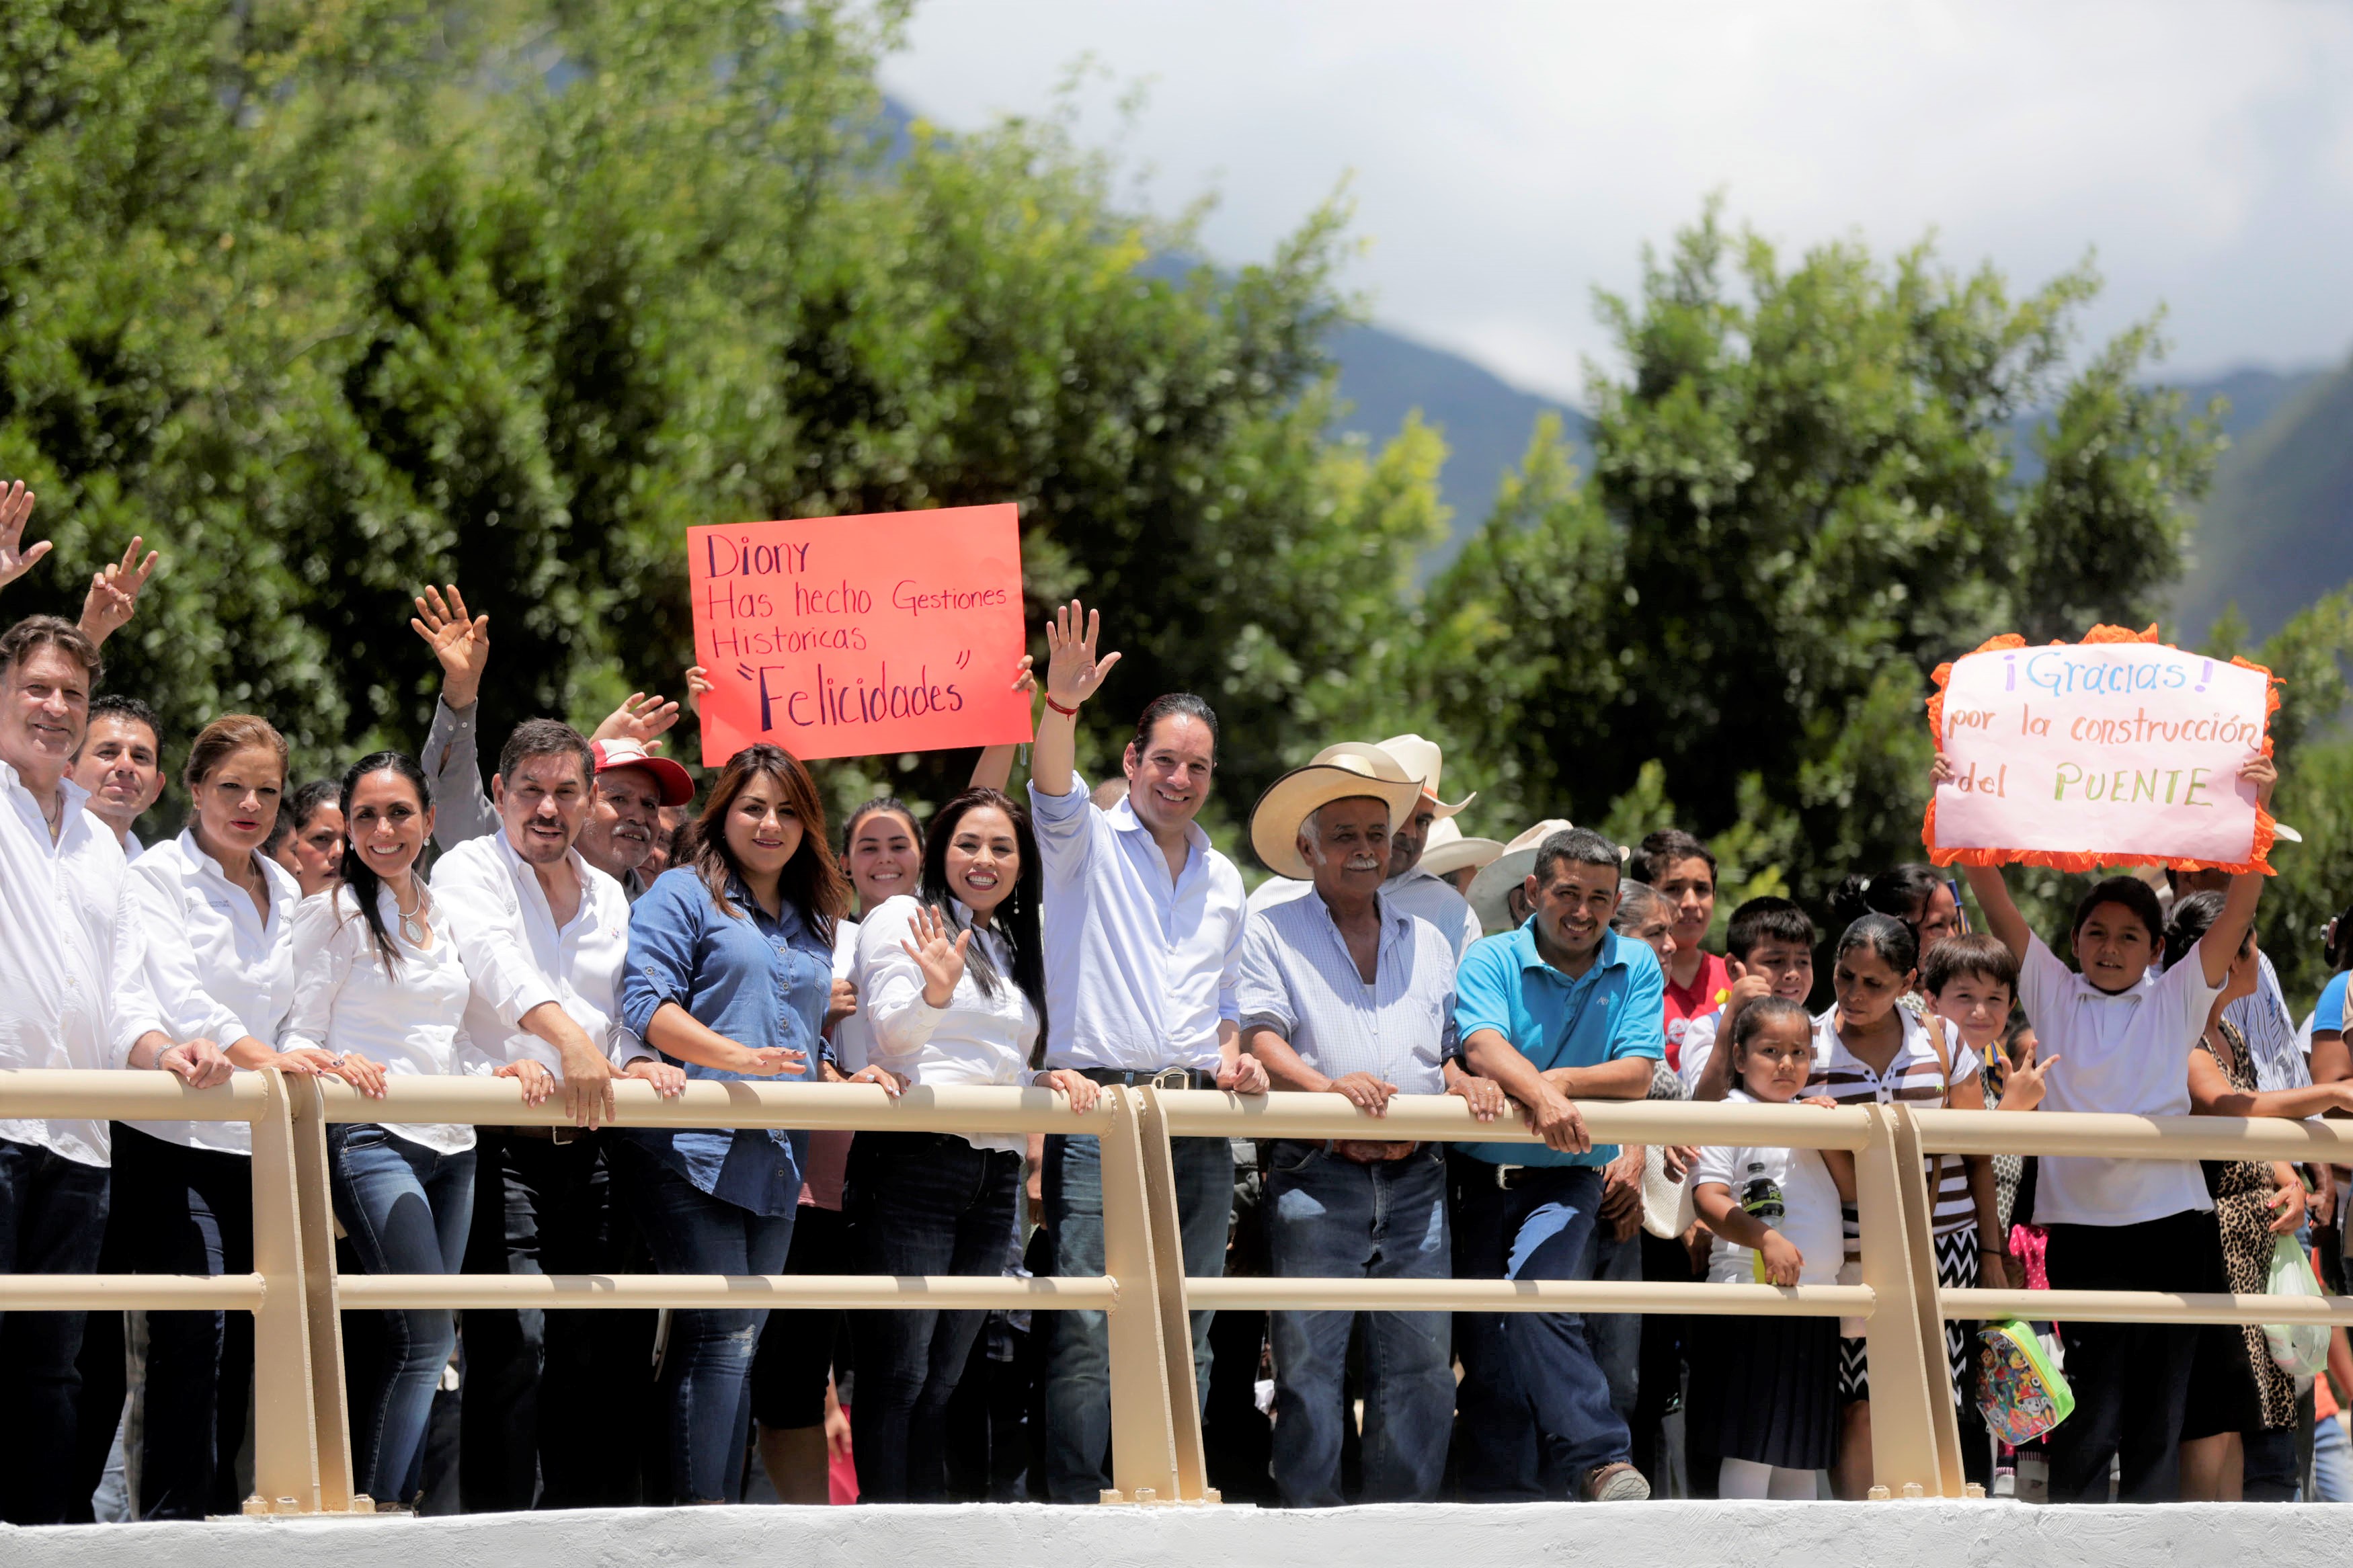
[1236,759,1509,1506]
[431,716,690,1512]
[410,585,699,898]
[1025,598,1269,1503]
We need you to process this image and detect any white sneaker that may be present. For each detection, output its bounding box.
[1587,1462,1652,1502]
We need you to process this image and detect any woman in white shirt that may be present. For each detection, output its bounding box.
[112,715,319,1518]
[845,786,1097,1501]
[281,750,484,1510]
[1948,749,2277,1505]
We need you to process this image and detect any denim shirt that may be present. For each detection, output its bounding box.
[619,866,832,1216]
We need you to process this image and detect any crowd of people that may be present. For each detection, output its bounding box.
[0,478,2349,1521]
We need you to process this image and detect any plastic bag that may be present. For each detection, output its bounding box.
[1975,1319,2074,1444]
[2263,1239,2330,1378]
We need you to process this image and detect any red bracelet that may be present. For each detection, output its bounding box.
[1043,694,1079,717]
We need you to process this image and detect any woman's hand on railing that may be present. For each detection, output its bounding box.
[1035,1067,1101,1113]
[157,1038,234,1090]
[282,1047,388,1098]
[840,1064,906,1098]
[623,1059,687,1099]
[495,1059,557,1107]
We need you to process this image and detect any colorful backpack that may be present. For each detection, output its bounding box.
[1975,1319,2073,1445]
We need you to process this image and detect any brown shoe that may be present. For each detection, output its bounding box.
[1587,1462,1651,1501]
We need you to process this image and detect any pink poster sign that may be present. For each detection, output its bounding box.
[1925,628,2278,874]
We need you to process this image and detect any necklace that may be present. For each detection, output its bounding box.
[395,882,432,947]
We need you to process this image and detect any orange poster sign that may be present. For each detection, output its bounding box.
[688,504,1033,765]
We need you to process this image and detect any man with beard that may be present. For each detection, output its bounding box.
[431,717,688,1512]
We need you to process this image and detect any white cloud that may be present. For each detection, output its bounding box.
[879,0,2353,403]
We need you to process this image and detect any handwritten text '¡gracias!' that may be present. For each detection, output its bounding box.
[2001,649,2227,700]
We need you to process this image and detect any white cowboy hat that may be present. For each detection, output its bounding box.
[1417,817,1504,880]
[1640,1143,1698,1241]
[1376,733,1476,819]
[1248,757,1429,881]
[1466,819,1577,934]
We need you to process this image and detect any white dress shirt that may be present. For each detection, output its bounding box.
[1246,863,1483,962]
[282,884,477,1154]
[1236,890,1456,1093]
[830,916,874,1075]
[126,831,302,1156]
[1029,774,1246,1075]
[432,829,645,1074]
[0,769,166,1166]
[858,895,1041,1153]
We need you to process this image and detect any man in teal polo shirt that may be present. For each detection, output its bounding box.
[1449,826,1663,1503]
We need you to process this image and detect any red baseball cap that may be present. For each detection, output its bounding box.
[590,738,695,807]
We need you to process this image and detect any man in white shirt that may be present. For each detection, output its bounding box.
[409,584,696,897]
[1244,734,1485,960]
[0,606,227,1525]
[69,693,165,858]
[1025,599,1269,1503]
[431,717,683,1510]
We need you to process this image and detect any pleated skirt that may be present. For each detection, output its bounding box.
[1687,1312,1841,1471]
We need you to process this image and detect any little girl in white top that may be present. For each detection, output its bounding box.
[1689,997,1854,1500]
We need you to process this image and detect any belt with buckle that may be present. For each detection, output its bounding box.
[1328,1139,1421,1164]
[1075,1067,1218,1091]
[493,1123,584,1146]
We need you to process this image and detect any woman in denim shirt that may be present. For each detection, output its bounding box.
[618,743,850,1504]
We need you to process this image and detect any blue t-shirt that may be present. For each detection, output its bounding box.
[1451,919,1665,1167]
[2319,971,2350,1038]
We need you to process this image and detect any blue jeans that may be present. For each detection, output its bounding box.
[846,1131,1023,1501]
[1449,1155,1630,1497]
[1043,1128,1231,1503]
[1265,1141,1453,1505]
[0,1137,109,1525]
[329,1125,475,1508]
[1590,1224,1643,1425]
[2312,1408,2352,1502]
[613,1138,794,1503]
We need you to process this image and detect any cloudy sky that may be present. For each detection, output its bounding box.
[881,0,2353,404]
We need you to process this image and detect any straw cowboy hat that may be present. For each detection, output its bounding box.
[1466,819,1577,934]
[1249,755,1429,881]
[1417,817,1504,880]
[1376,733,1476,819]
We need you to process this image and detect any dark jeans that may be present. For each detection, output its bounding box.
[115,1126,255,1520]
[1265,1141,1452,1506]
[0,1137,109,1525]
[1448,1153,1630,1498]
[749,1203,853,1429]
[2041,1208,2218,1503]
[458,1130,653,1512]
[612,1137,793,1504]
[1043,1127,1231,1503]
[846,1130,1023,1502]
[329,1125,475,1508]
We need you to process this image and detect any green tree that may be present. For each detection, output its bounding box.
[1413,203,2225,918]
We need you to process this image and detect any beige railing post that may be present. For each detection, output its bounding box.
[1133,1087,1210,1503]
[1094,1086,1186,1503]
[1891,1105,1965,1496]
[245,1066,323,1514]
[1853,1102,1957,1497]
[287,1071,358,1510]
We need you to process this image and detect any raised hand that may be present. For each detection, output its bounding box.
[411,585,491,710]
[1997,1040,2060,1112]
[684,666,714,709]
[0,481,49,589]
[593,690,682,747]
[1010,654,1037,695]
[2241,752,2278,812]
[78,536,159,647]
[901,903,971,1007]
[1041,600,1121,712]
